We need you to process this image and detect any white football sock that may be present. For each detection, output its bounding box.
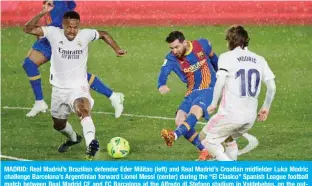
[81,116,95,147]
[202,139,232,161]
[59,122,77,142]
[174,133,178,140]
[225,140,238,160]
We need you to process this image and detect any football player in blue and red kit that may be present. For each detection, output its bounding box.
[22,0,125,118]
[158,31,218,160]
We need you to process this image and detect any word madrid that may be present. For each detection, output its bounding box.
[4,166,155,173]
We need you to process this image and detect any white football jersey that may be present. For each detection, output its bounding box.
[217,47,275,124]
[42,26,99,88]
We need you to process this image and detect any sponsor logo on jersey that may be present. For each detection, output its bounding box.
[183,59,206,73]
[58,47,83,59]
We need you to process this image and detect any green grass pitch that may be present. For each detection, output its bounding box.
[1,26,312,160]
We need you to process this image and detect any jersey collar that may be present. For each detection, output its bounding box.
[184,41,193,56]
[234,46,249,51]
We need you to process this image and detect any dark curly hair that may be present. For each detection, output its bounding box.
[63,11,80,21]
[166,31,185,43]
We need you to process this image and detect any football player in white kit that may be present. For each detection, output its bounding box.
[201,25,276,161]
[23,6,126,160]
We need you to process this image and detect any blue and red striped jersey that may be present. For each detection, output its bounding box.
[158,38,218,96]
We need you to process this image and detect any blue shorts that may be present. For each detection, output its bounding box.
[32,38,52,60]
[178,88,213,120]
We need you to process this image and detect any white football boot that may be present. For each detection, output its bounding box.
[26,100,49,117]
[109,92,124,118]
[238,133,259,156]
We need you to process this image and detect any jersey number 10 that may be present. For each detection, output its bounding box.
[236,69,260,97]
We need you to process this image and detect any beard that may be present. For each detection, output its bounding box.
[176,47,187,59]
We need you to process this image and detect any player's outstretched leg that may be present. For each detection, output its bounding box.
[161,110,186,147]
[202,138,232,161]
[238,133,259,155]
[161,129,175,147]
[109,92,124,118]
[87,73,124,118]
[58,134,83,153]
[86,139,100,161]
[52,118,82,153]
[161,106,212,160]
[23,51,48,117]
[74,97,99,160]
[183,128,212,161]
[223,136,239,161]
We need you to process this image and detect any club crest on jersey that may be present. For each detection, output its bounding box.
[78,41,82,47]
[197,52,204,58]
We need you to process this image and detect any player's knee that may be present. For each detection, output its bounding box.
[175,116,185,127]
[27,50,47,66]
[22,57,35,71]
[175,119,181,127]
[52,117,67,131]
[224,136,234,143]
[189,105,203,119]
[175,110,187,126]
[74,98,91,119]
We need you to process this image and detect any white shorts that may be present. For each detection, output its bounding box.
[51,85,94,119]
[201,113,255,144]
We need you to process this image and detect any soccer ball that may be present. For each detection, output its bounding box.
[107,137,130,159]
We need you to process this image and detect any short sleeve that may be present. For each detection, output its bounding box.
[41,26,57,41]
[198,38,212,56]
[216,53,231,77]
[218,53,231,71]
[83,29,100,42]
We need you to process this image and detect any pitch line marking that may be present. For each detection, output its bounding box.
[0,155,32,161]
[2,106,207,125]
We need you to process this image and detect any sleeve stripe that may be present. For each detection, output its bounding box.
[219,68,228,72]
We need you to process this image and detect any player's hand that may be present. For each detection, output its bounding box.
[159,85,170,95]
[257,108,270,122]
[116,49,127,57]
[41,1,54,14]
[207,105,216,115]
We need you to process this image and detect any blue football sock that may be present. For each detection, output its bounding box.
[23,57,43,101]
[174,113,198,139]
[174,124,188,139]
[87,73,113,98]
[184,128,205,151]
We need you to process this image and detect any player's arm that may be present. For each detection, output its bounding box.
[158,59,175,94]
[67,0,77,10]
[209,51,219,71]
[97,31,127,57]
[199,38,218,71]
[258,60,276,122]
[207,54,229,114]
[172,67,187,83]
[23,3,54,36]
